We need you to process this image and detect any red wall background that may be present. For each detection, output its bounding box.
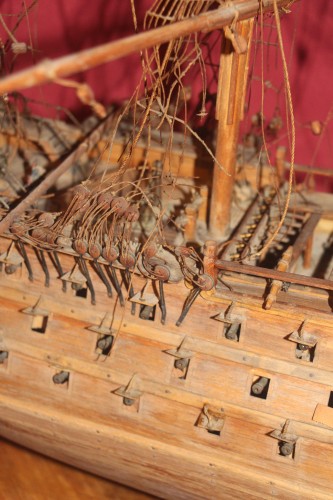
[1,0,333,191]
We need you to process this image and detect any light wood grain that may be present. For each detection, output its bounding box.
[0,215,333,498]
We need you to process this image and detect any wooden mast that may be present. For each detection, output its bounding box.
[209,19,253,237]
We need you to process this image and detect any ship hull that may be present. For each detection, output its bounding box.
[0,236,333,498]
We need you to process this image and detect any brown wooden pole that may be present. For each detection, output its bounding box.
[203,240,218,284]
[264,246,293,309]
[198,185,209,223]
[215,258,333,292]
[0,0,296,96]
[303,234,313,269]
[184,206,197,242]
[209,19,254,238]
[275,146,287,185]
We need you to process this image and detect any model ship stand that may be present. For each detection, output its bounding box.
[0,1,333,498]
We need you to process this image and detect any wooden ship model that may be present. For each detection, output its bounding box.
[0,0,333,498]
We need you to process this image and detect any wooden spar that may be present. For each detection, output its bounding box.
[0,112,115,235]
[215,258,333,292]
[284,161,333,178]
[0,0,296,96]
[209,19,254,237]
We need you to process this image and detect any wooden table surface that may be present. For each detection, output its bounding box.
[0,438,154,500]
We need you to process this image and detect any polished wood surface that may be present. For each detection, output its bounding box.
[0,240,333,498]
[0,438,153,500]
